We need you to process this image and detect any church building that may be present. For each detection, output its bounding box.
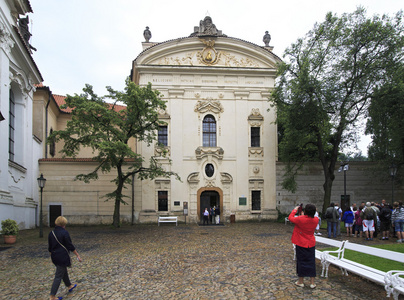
[130,17,281,223]
[37,17,281,225]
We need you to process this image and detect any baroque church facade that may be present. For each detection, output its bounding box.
[37,17,281,225]
[131,17,281,223]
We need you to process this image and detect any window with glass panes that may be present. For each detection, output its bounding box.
[203,115,216,147]
[252,190,261,210]
[158,125,168,146]
[9,90,15,161]
[158,191,168,211]
[251,127,260,147]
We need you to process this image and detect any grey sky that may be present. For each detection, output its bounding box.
[29,0,403,154]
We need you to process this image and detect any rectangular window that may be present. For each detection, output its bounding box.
[158,191,168,211]
[251,127,260,147]
[9,90,15,161]
[158,126,168,146]
[252,190,261,211]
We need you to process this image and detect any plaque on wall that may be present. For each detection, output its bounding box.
[239,197,247,206]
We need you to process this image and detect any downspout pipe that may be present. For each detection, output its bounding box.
[45,89,51,158]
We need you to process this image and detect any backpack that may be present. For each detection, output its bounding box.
[325,209,333,219]
[381,208,391,221]
[365,208,374,220]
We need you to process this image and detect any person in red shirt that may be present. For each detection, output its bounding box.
[288,204,319,289]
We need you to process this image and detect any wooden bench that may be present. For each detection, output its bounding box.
[158,216,177,226]
[315,236,404,300]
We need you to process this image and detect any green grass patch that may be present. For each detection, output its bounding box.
[318,244,404,272]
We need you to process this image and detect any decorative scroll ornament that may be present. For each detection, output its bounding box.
[194,98,224,119]
[187,172,200,184]
[0,22,14,54]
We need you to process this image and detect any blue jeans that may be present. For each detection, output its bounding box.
[394,220,404,232]
[327,221,337,238]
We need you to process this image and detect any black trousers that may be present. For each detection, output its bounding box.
[50,265,71,295]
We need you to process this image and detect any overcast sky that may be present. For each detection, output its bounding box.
[29,0,403,155]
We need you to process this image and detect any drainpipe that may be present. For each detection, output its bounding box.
[45,89,51,158]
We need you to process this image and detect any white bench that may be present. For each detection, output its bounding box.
[158,216,177,226]
[315,236,404,300]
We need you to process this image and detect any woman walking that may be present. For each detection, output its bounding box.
[288,204,319,288]
[48,216,82,300]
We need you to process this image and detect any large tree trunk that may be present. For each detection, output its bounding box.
[112,175,125,228]
[322,174,334,214]
[113,198,121,228]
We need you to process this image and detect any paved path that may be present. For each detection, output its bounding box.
[0,222,392,299]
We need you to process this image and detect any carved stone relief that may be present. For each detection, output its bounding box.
[249,147,264,157]
[195,147,224,160]
[0,22,14,54]
[194,98,224,119]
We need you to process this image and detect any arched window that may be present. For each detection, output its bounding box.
[9,90,15,161]
[202,114,216,147]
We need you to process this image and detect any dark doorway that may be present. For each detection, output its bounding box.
[49,205,62,227]
[200,191,220,223]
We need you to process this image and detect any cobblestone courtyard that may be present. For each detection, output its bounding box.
[0,222,391,299]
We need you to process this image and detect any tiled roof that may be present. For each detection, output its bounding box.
[39,158,136,162]
[53,94,127,114]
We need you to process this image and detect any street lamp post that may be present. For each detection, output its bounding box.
[37,174,46,238]
[338,162,349,210]
[390,164,398,203]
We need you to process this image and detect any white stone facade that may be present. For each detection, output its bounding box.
[132,24,281,223]
[0,0,42,230]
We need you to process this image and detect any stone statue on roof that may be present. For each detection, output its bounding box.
[18,16,36,51]
[190,16,226,37]
[263,31,271,47]
[143,26,152,42]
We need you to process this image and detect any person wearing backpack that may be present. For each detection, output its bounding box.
[391,201,404,243]
[325,203,339,238]
[360,202,376,241]
[379,203,392,240]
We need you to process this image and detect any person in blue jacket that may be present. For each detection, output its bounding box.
[48,216,82,300]
[342,207,355,237]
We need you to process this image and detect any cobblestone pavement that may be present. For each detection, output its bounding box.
[0,222,396,299]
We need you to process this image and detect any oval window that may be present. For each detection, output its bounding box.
[205,163,214,177]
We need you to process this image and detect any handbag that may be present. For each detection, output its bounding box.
[52,231,71,266]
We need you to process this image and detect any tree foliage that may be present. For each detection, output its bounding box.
[271,8,404,212]
[48,79,180,227]
[366,62,404,173]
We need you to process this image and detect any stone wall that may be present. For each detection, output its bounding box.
[276,161,404,214]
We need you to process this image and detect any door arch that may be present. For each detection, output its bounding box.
[197,187,223,222]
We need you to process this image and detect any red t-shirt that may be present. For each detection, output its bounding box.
[288,209,319,248]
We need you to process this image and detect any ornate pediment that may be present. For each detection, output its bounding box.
[155,48,262,68]
[194,98,224,118]
[248,108,264,126]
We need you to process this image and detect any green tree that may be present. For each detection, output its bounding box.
[366,62,404,172]
[271,8,404,212]
[48,79,180,227]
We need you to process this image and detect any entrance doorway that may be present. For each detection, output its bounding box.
[49,205,62,227]
[200,191,220,223]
